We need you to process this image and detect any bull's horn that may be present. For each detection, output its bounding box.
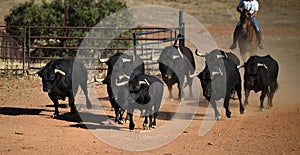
[219,68,224,76]
[122,58,132,63]
[224,52,228,58]
[195,49,205,57]
[237,64,244,69]
[26,69,39,75]
[118,74,130,80]
[257,63,268,69]
[99,58,109,63]
[177,47,184,58]
[172,55,181,60]
[139,79,150,86]
[189,72,198,78]
[54,69,66,76]
[115,79,128,86]
[212,68,223,76]
[217,55,225,59]
[212,71,220,76]
[95,77,105,82]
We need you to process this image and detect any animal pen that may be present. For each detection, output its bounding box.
[0,11,186,77]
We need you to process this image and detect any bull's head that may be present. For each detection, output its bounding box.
[114,74,130,87]
[198,67,212,101]
[244,61,268,86]
[38,68,66,93]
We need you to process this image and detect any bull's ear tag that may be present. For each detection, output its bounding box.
[54,69,66,76]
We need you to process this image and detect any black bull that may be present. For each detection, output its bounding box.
[37,58,92,117]
[242,55,279,111]
[158,46,196,101]
[100,53,164,130]
[197,49,244,119]
[128,74,164,130]
[100,52,145,124]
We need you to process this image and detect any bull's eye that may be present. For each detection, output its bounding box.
[46,72,55,81]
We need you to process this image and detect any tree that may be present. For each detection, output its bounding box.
[4,0,130,58]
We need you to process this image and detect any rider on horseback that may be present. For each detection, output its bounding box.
[230,0,264,50]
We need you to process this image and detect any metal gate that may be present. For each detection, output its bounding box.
[133,11,185,74]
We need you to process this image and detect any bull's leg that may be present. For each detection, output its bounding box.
[49,95,59,118]
[244,89,250,105]
[167,84,174,101]
[150,112,158,129]
[80,82,92,109]
[236,84,245,114]
[210,100,221,120]
[128,113,135,130]
[188,78,194,100]
[224,95,232,118]
[125,112,130,123]
[259,89,267,111]
[118,108,125,124]
[143,116,149,130]
[178,82,185,101]
[68,94,77,113]
[114,107,119,124]
[268,82,278,109]
[268,92,275,109]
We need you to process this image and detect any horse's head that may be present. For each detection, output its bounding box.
[240,10,252,33]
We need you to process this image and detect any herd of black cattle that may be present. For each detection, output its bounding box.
[33,43,279,130]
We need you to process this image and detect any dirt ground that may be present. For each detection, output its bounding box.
[0,0,300,154]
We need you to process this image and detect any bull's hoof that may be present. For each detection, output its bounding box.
[150,125,157,129]
[70,107,77,113]
[129,123,135,130]
[226,112,232,118]
[259,107,265,112]
[118,120,124,124]
[86,102,92,109]
[240,110,245,115]
[216,115,221,120]
[240,107,245,114]
[53,113,59,118]
[143,123,150,130]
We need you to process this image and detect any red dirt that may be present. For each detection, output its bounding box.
[1,1,300,154]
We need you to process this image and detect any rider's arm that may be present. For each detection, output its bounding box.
[236,6,243,13]
[236,0,244,13]
[251,11,257,18]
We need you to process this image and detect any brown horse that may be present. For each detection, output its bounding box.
[238,10,258,62]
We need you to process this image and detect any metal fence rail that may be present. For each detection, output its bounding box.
[0,11,185,75]
[0,25,180,74]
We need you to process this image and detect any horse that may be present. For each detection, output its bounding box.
[238,10,258,62]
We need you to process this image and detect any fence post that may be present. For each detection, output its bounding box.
[28,26,31,70]
[179,10,185,47]
[133,32,137,55]
[23,26,26,73]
